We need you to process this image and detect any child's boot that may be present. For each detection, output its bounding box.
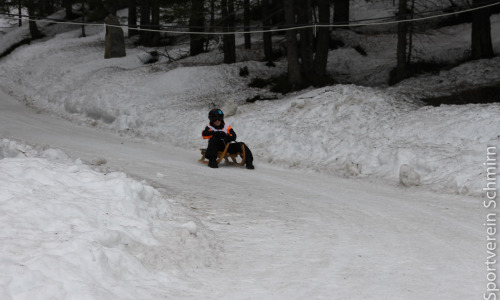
[246,160,254,170]
[208,158,218,168]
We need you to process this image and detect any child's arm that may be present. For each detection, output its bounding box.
[202,126,226,140]
[226,128,237,142]
[202,126,213,139]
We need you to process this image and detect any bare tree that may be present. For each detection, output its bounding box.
[63,0,76,19]
[137,0,161,46]
[243,0,251,49]
[392,0,410,84]
[81,0,85,37]
[298,0,314,80]
[333,0,349,25]
[284,0,302,89]
[26,0,44,39]
[18,0,22,26]
[471,0,494,59]
[262,0,274,63]
[313,0,332,81]
[190,0,205,56]
[139,0,151,43]
[128,0,138,37]
[150,0,161,45]
[221,0,236,63]
[284,0,333,91]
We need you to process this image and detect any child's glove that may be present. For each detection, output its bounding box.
[224,135,232,143]
[211,131,225,138]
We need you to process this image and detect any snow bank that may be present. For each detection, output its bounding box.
[235,85,500,195]
[0,139,218,299]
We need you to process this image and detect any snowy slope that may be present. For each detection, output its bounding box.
[0,5,499,299]
[0,91,485,299]
[1,13,499,195]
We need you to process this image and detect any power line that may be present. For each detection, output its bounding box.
[324,1,500,29]
[0,1,499,35]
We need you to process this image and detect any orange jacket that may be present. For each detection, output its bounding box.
[202,122,237,142]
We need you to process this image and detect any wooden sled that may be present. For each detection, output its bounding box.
[199,143,246,166]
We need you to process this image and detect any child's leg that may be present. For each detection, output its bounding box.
[242,143,254,168]
[228,142,254,165]
[205,138,225,161]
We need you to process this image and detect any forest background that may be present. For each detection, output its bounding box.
[1,0,499,95]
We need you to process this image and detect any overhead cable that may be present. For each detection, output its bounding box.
[0,1,499,35]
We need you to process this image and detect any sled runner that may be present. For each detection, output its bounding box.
[199,143,246,166]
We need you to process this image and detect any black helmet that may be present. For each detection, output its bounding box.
[208,108,224,122]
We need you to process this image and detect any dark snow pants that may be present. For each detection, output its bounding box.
[205,138,253,164]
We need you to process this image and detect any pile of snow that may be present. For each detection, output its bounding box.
[238,85,499,194]
[0,139,218,299]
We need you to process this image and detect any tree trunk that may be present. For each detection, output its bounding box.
[63,0,75,19]
[26,0,44,39]
[272,0,284,26]
[149,0,161,46]
[39,0,53,16]
[406,0,415,64]
[209,0,215,30]
[313,0,331,81]
[128,0,138,37]
[221,0,229,59]
[18,0,22,27]
[244,0,251,49]
[190,0,205,56]
[139,0,151,45]
[471,0,494,60]
[297,0,314,79]
[221,0,236,64]
[262,0,273,62]
[81,0,85,37]
[333,0,349,25]
[284,0,302,90]
[205,0,215,51]
[393,0,409,84]
[228,0,236,62]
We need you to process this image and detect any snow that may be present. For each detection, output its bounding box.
[399,164,421,186]
[0,3,499,299]
[0,139,218,299]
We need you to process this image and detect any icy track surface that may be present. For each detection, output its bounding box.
[0,88,486,299]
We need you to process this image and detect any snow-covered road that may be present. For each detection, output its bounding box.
[0,88,485,299]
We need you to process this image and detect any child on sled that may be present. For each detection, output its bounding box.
[202,108,254,169]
